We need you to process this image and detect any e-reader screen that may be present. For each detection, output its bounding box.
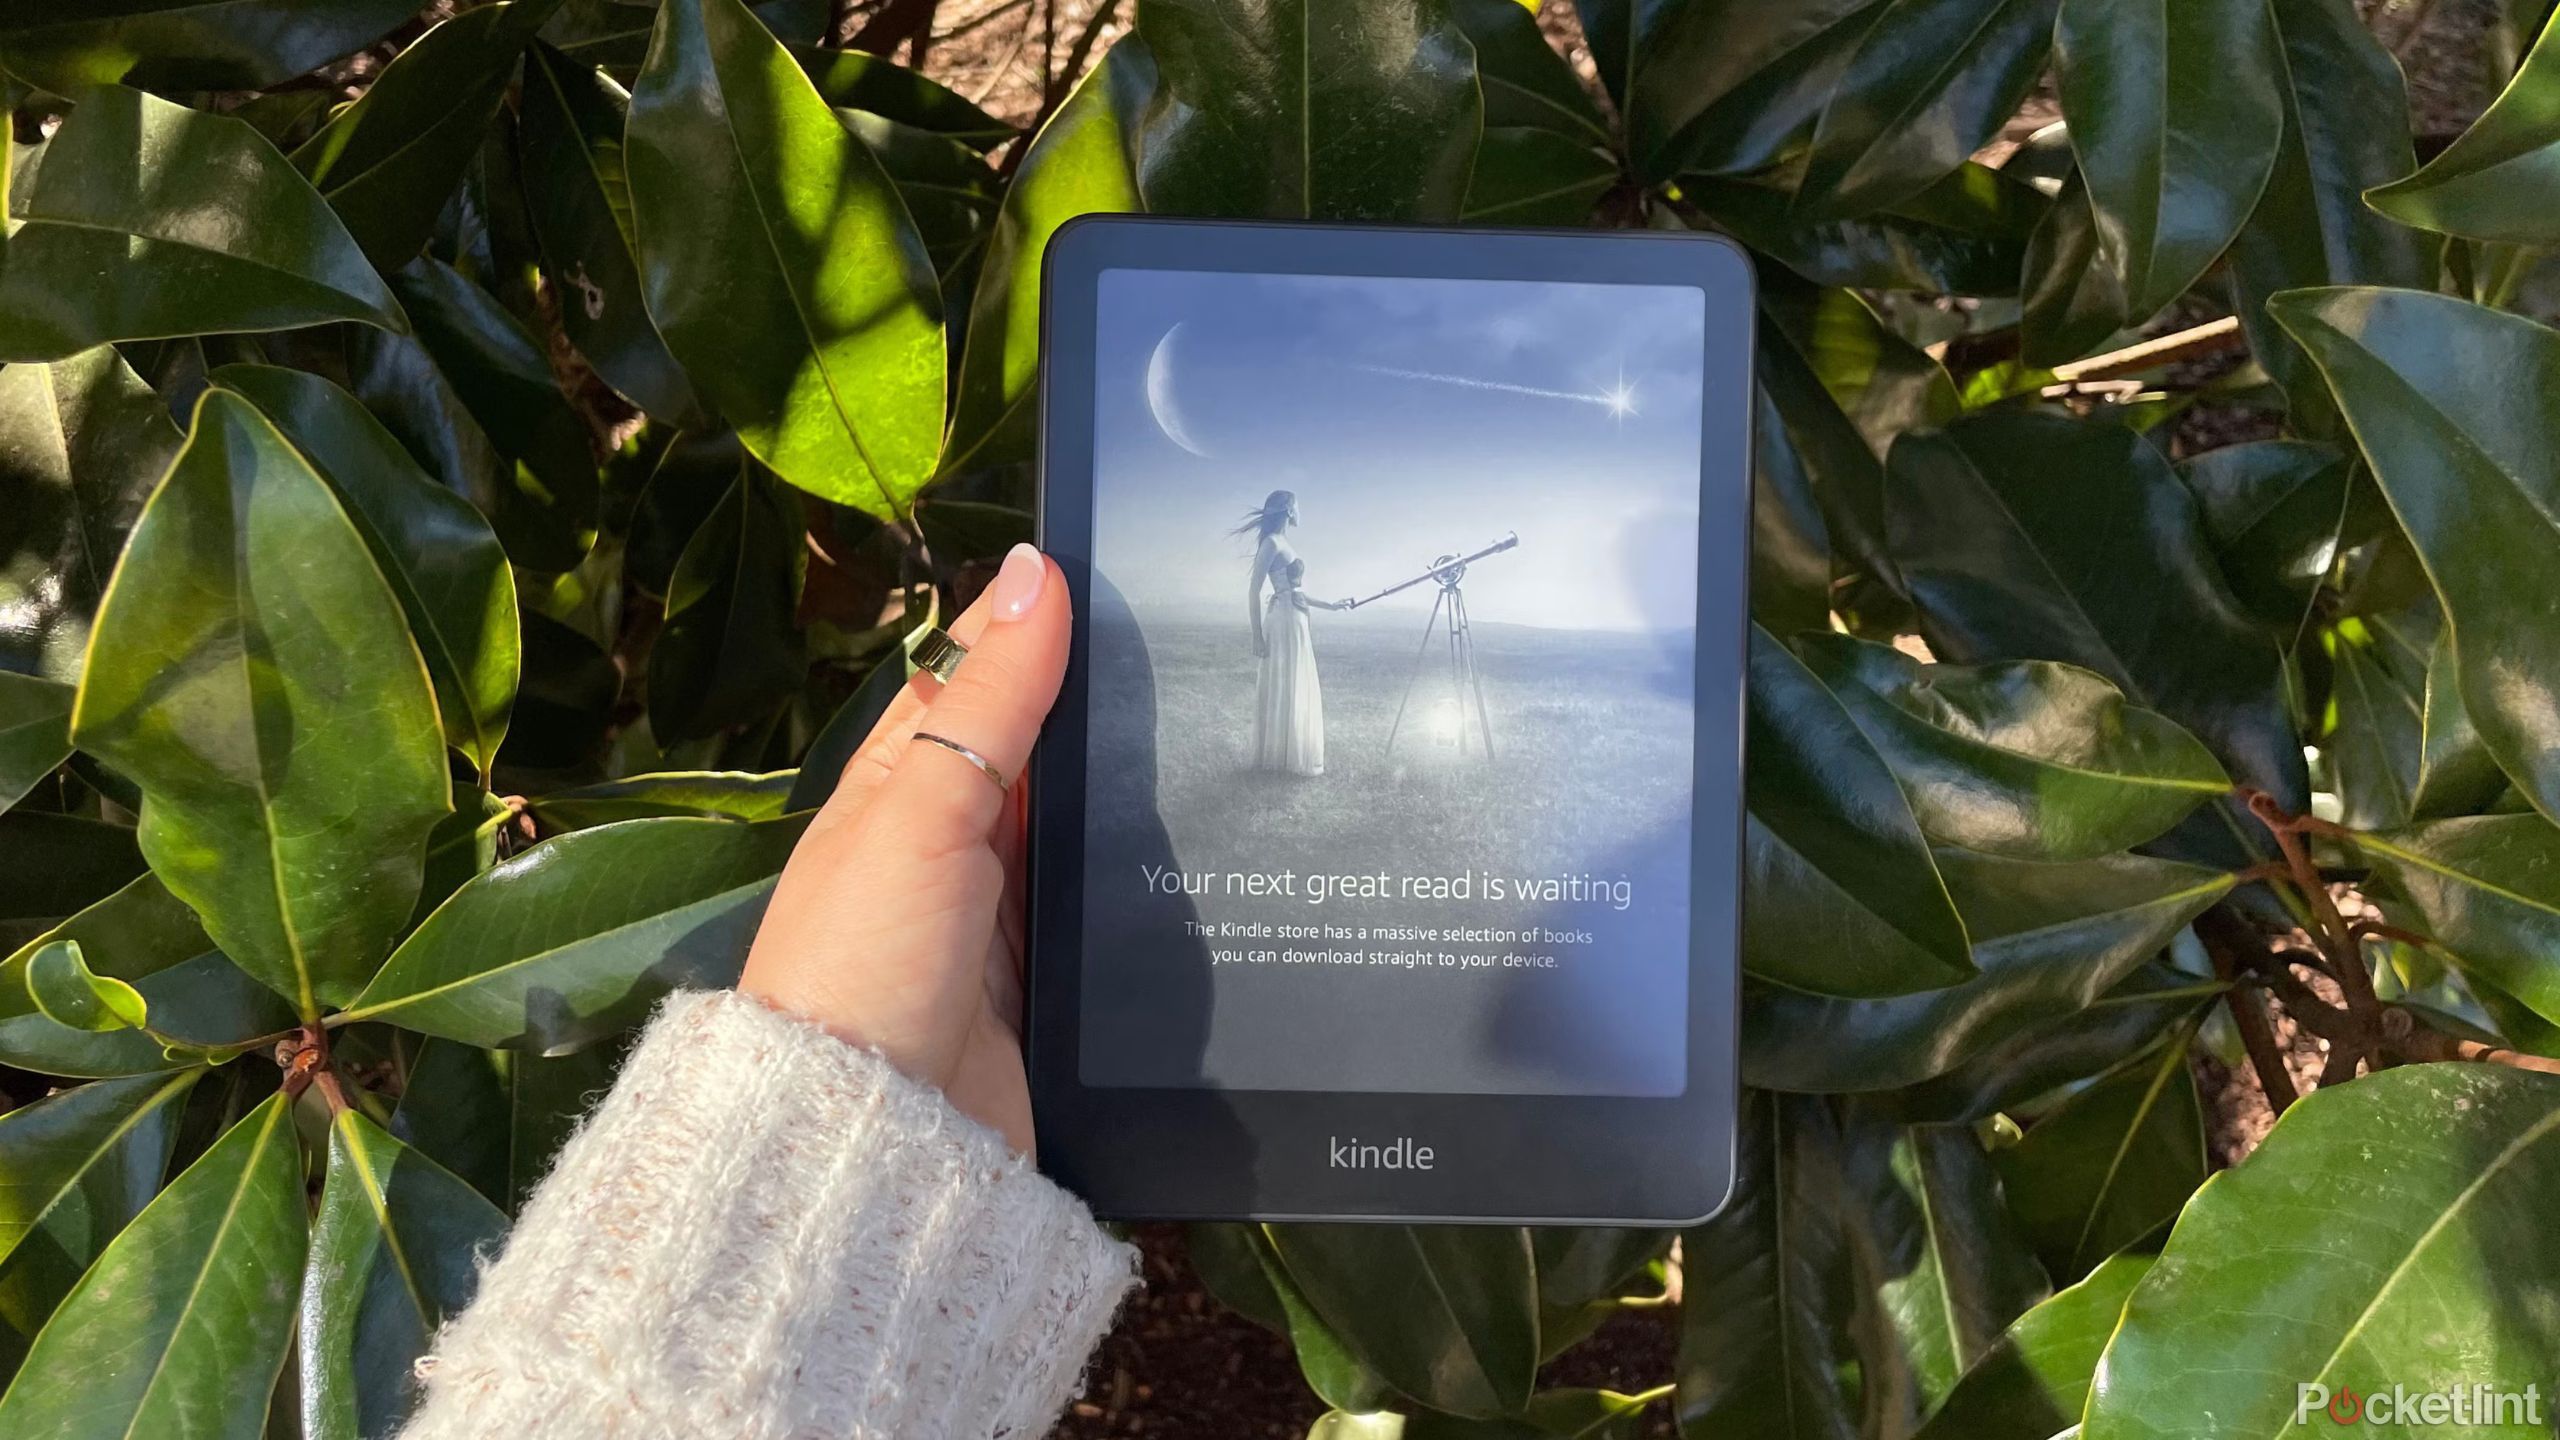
[1075,266,1711,1099]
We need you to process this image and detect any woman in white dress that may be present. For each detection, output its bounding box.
[1234,489,1345,776]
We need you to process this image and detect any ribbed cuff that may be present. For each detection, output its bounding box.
[398,990,1137,1440]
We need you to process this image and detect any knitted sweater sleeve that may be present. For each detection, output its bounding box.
[394,990,1138,1440]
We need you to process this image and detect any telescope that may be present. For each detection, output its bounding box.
[1363,533,1519,760]
[1348,532,1520,610]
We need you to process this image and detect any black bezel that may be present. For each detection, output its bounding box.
[1029,216,1754,1225]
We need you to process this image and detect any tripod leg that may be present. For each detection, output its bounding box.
[1384,589,1446,756]
[1448,591,1466,756]
[1461,591,1497,760]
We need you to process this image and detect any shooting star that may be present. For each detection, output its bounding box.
[1353,362,1639,418]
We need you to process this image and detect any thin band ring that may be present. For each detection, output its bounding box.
[911,731,1006,792]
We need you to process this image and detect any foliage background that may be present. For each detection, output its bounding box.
[5,0,2560,1438]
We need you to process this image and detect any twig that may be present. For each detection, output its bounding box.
[2244,790,2384,1026]
[852,0,942,56]
[1051,0,1118,104]
[2051,316,2245,385]
[2198,909,2302,1116]
[2384,1008,2560,1076]
[2391,0,2441,61]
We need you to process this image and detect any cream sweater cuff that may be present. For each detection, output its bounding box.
[396,990,1138,1440]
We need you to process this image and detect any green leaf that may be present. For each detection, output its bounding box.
[2359,814,2560,1028]
[1894,965,2216,1124]
[388,257,603,573]
[301,1111,511,1440]
[71,390,450,1018]
[497,1042,622,1209]
[2083,1065,2560,1440]
[1585,0,1883,185]
[1797,635,2229,860]
[2322,608,2431,831]
[2228,0,2434,438]
[0,813,141,926]
[2018,168,2130,367]
[2271,287,2560,829]
[0,348,181,683]
[837,110,1002,289]
[1991,1038,2203,1284]
[1887,411,2304,816]
[1912,1247,2156,1440]
[783,643,912,812]
[0,1095,304,1439]
[1745,850,2230,1094]
[2052,0,2284,318]
[0,874,294,1077]
[627,0,946,518]
[23,941,147,1034]
[1745,625,1973,998]
[940,40,1151,479]
[1257,1230,1397,1413]
[1686,166,2041,297]
[0,1071,196,1378]
[1872,1123,2050,1411]
[0,87,405,362]
[2367,8,2560,244]
[342,815,805,1051]
[1452,0,1607,143]
[2174,439,2352,637]
[1676,1091,1874,1440]
[1462,128,1618,227]
[1798,0,2058,218]
[519,44,710,428]
[0,0,418,93]
[1264,1225,1540,1418]
[2413,623,2510,819]
[292,3,557,269]
[1532,1228,1671,1313]
[531,770,796,829]
[210,364,521,775]
[647,468,808,744]
[1133,0,1481,221]
[790,43,1013,148]
[0,673,72,811]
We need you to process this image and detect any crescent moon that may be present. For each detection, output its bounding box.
[1146,322,1212,459]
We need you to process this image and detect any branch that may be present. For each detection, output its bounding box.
[2197,908,2302,1115]
[2384,1008,2560,1076]
[2244,789,2384,1026]
[2050,316,2245,385]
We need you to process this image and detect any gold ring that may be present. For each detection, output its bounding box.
[912,731,1006,792]
[911,627,969,685]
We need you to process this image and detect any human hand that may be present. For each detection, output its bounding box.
[739,543,1065,1156]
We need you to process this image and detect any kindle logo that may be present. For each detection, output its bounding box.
[1329,1136,1435,1170]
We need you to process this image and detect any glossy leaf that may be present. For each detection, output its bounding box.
[342,816,805,1051]
[0,874,293,1078]
[2084,1065,2560,1440]
[784,644,913,812]
[24,941,147,1034]
[1452,0,1607,144]
[2413,624,2510,819]
[1913,1247,2156,1440]
[1893,966,2217,1125]
[1799,0,2058,218]
[1255,1229,1396,1413]
[941,41,1151,478]
[292,3,556,269]
[301,1111,511,1440]
[0,1095,304,1439]
[0,1070,196,1273]
[497,1042,624,1209]
[210,365,521,774]
[1265,1224,1540,1418]
[2052,0,2284,318]
[1798,635,2228,861]
[519,45,709,428]
[1887,411,2305,814]
[2359,814,2560,1027]
[2174,439,2352,636]
[790,43,1012,147]
[71,391,449,1018]
[389,258,602,572]
[1134,0,1480,222]
[0,348,181,682]
[627,0,946,517]
[0,813,142,927]
[386,1038,514,1210]
[531,771,796,829]
[1687,166,2040,298]
[2228,0,2434,437]
[0,87,405,362]
[1992,1039,2203,1284]
[2323,608,2432,831]
[0,0,417,94]
[1463,128,1619,227]
[648,469,808,744]
[1584,0,1883,185]
[2019,168,2130,367]
[837,111,1002,287]
[0,673,72,811]
[2367,9,2560,244]
[1871,1123,2050,1410]
[1745,850,2230,1094]
[1745,626,1973,998]
[2273,287,2560,828]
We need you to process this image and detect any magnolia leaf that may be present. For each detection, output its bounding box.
[0,1070,197,1274]
[1992,1039,2203,1284]
[1583,0,1882,184]
[1913,1246,2157,1440]
[647,469,809,745]
[790,43,1013,147]
[210,365,521,775]
[2360,814,2560,1028]
[0,1096,304,1439]
[529,771,797,829]
[627,0,946,518]
[301,1111,511,1440]
[2367,8,2560,244]
[0,88,404,362]
[0,873,294,1078]
[1265,1225,1540,1418]
[0,0,417,93]
[23,941,147,1035]
[0,674,73,812]
[341,816,806,1051]
[1872,1123,2050,1410]
[1798,0,2058,219]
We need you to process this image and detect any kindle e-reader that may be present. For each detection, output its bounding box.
[1028,218,1752,1224]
